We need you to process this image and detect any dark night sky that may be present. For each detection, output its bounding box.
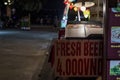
[44,0,65,10]
[41,0,65,19]
[13,0,65,22]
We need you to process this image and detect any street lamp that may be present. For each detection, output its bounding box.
[4,0,12,17]
[4,2,8,5]
[4,0,12,5]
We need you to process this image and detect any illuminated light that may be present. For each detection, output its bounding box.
[84,15,89,18]
[83,10,90,15]
[83,10,90,18]
[4,2,7,5]
[63,16,66,20]
[8,3,12,5]
[68,0,75,2]
[81,6,86,11]
[8,0,11,3]
[74,2,95,8]
[61,20,67,28]
[74,7,78,11]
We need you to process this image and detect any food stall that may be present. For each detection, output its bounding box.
[49,0,104,80]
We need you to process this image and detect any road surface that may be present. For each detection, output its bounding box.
[0,28,57,80]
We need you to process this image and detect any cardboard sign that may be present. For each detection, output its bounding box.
[54,40,103,77]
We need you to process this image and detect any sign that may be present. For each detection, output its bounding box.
[54,40,103,77]
[107,60,120,80]
[107,0,120,59]
[106,0,120,80]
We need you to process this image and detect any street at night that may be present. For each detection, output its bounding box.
[0,0,120,79]
[0,26,57,80]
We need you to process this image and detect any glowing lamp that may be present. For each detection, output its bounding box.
[83,10,90,18]
[8,0,11,3]
[84,15,89,18]
[69,0,75,2]
[74,7,78,11]
[81,6,86,11]
[4,2,7,5]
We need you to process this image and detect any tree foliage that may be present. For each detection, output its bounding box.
[110,64,120,76]
[14,0,43,12]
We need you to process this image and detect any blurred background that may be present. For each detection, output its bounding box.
[0,0,65,29]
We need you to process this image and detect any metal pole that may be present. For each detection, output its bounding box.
[78,10,81,21]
